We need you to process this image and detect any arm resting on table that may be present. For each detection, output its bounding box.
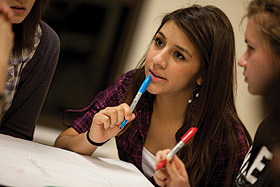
[54,127,98,156]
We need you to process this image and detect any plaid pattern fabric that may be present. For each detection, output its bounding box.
[67,70,249,186]
[68,70,137,132]
[1,25,42,116]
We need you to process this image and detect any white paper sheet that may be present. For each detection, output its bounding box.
[0,134,154,187]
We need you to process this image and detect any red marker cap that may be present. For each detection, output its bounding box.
[181,127,198,144]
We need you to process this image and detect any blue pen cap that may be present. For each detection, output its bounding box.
[138,74,151,93]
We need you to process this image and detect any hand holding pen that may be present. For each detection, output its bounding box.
[156,127,198,170]
[89,75,152,144]
[154,152,191,187]
[153,127,197,187]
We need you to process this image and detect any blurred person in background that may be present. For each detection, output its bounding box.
[0,0,13,113]
[0,0,60,140]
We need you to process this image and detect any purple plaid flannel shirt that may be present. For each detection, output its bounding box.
[66,70,249,186]
[68,70,153,172]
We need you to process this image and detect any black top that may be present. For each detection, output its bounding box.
[234,113,280,187]
[0,21,60,140]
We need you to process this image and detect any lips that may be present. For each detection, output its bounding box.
[242,72,248,82]
[10,5,26,14]
[150,70,166,80]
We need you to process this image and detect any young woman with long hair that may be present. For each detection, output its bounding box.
[55,5,251,186]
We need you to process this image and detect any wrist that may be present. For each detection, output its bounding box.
[86,129,108,146]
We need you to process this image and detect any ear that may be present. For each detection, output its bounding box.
[196,76,202,86]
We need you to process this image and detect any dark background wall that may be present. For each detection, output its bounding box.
[39,0,144,130]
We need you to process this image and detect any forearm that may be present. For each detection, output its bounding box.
[54,128,98,156]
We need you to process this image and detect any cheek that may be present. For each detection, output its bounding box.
[249,63,274,94]
[26,1,36,15]
[252,55,274,79]
[4,0,9,5]
[145,49,156,70]
[145,49,154,63]
[173,68,198,87]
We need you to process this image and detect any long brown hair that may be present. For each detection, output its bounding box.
[122,5,252,186]
[13,0,49,56]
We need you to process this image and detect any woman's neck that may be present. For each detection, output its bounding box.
[153,94,189,123]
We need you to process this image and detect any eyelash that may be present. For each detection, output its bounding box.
[153,37,186,61]
[174,51,185,61]
[154,37,163,47]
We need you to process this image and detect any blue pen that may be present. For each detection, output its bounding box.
[120,74,152,129]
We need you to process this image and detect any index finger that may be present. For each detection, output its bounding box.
[155,149,171,164]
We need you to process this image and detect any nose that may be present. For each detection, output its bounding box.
[152,49,168,69]
[237,52,247,68]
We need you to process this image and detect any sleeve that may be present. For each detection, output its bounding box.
[71,70,136,133]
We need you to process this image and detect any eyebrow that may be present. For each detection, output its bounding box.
[158,31,193,59]
[175,45,192,59]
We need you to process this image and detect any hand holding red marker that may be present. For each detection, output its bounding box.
[156,127,198,170]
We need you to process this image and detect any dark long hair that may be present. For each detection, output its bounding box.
[122,5,252,186]
[13,0,49,56]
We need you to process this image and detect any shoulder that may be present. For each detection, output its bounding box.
[119,70,137,80]
[215,121,250,160]
[224,121,250,164]
[94,69,137,103]
[40,20,60,50]
[253,115,280,150]
[115,69,137,88]
[227,120,250,146]
[33,21,60,67]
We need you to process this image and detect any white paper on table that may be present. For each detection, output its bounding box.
[0,134,154,187]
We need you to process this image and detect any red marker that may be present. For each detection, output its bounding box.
[156,127,198,170]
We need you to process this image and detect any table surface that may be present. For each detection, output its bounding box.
[0,134,153,187]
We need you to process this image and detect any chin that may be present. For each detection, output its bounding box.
[12,17,25,24]
[146,87,158,95]
[248,86,261,96]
